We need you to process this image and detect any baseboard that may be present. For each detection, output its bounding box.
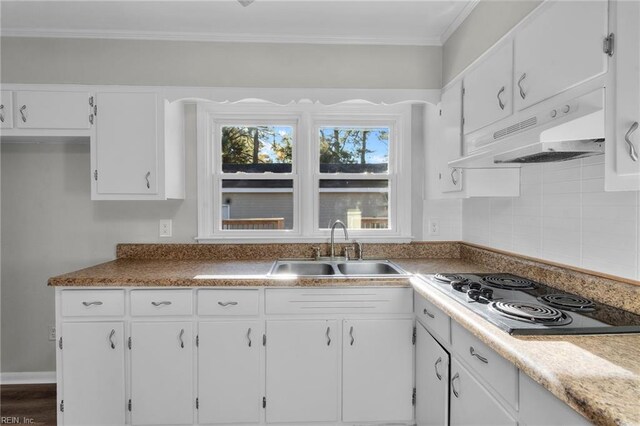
[0,371,56,384]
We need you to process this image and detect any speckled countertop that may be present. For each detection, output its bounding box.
[48,250,640,426]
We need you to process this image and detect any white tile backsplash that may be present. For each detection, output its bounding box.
[462,158,640,281]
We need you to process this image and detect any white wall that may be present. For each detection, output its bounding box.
[463,158,640,281]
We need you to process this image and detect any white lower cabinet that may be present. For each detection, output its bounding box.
[450,358,517,426]
[198,321,262,425]
[60,322,126,426]
[342,319,414,423]
[130,322,194,425]
[415,323,449,426]
[265,320,339,423]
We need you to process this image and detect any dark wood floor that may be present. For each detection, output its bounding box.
[1,384,57,426]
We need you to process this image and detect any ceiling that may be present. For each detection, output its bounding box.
[0,0,477,46]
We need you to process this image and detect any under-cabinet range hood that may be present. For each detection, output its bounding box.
[450,88,605,168]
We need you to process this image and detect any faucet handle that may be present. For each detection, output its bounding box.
[343,246,355,261]
[312,246,321,260]
[354,241,364,260]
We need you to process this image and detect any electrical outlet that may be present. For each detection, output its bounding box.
[49,326,56,341]
[429,218,440,236]
[159,219,172,238]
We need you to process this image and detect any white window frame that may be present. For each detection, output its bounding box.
[197,101,412,242]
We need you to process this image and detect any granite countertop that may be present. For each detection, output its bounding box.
[413,278,640,426]
[49,256,639,425]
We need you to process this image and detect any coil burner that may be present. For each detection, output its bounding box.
[490,301,572,326]
[482,275,537,290]
[538,294,596,312]
[434,273,470,284]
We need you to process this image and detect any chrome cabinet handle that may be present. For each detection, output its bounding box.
[145,171,151,189]
[470,346,488,363]
[423,308,435,319]
[434,357,443,381]
[517,73,527,99]
[326,326,331,346]
[109,329,116,349]
[247,328,252,347]
[179,329,185,349]
[19,105,27,122]
[451,168,458,186]
[451,373,460,398]
[82,301,103,307]
[0,105,4,123]
[349,326,354,346]
[218,301,238,307]
[151,301,172,307]
[497,86,505,110]
[624,122,638,162]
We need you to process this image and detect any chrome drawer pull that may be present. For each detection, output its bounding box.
[451,168,458,185]
[624,121,638,162]
[218,301,238,307]
[434,357,443,380]
[423,308,435,319]
[82,301,103,307]
[179,329,185,349]
[326,326,331,346]
[517,73,527,99]
[451,373,460,398]
[497,86,505,110]
[19,105,27,122]
[470,346,488,363]
[247,328,252,347]
[145,171,151,189]
[349,326,355,346]
[151,301,172,307]
[109,329,116,349]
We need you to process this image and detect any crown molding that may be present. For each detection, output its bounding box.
[440,0,480,44]
[0,28,443,46]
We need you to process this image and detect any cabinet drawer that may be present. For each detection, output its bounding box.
[265,287,413,314]
[61,290,125,317]
[130,290,193,316]
[414,293,450,344]
[198,289,259,316]
[451,321,518,409]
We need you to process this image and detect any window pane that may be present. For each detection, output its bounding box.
[318,179,389,230]
[319,127,389,173]
[221,179,293,230]
[221,125,293,173]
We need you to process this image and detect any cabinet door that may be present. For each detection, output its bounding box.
[450,358,516,426]
[608,0,640,189]
[265,320,338,423]
[439,81,464,193]
[464,41,513,134]
[14,91,90,129]
[131,322,193,425]
[0,90,13,129]
[198,321,262,424]
[61,322,125,426]
[95,92,158,195]
[416,324,449,426]
[342,319,414,423]
[514,0,608,111]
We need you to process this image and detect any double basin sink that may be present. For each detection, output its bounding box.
[268,259,408,277]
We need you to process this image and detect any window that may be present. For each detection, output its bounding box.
[197,103,411,241]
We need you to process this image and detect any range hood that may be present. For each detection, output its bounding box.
[450,88,605,168]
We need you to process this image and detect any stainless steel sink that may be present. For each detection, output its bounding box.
[268,260,407,277]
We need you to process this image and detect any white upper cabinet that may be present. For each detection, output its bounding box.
[439,81,464,194]
[92,92,185,200]
[464,41,514,134]
[0,90,14,129]
[606,0,640,191]
[514,0,608,111]
[14,91,91,129]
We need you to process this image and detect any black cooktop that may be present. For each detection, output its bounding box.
[420,273,640,335]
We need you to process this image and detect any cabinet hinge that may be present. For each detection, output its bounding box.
[603,33,614,57]
[412,388,416,406]
[412,326,416,345]
[128,399,132,412]
[439,109,442,116]
[93,169,98,181]
[59,400,64,412]
[196,334,199,347]
[262,397,266,408]
[462,116,465,126]
[128,336,132,350]
[89,96,94,107]
[262,334,266,346]
[58,336,63,350]
[196,398,199,409]
[94,105,98,116]
[462,87,466,96]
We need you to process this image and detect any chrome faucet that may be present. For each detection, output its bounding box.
[330,220,349,259]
